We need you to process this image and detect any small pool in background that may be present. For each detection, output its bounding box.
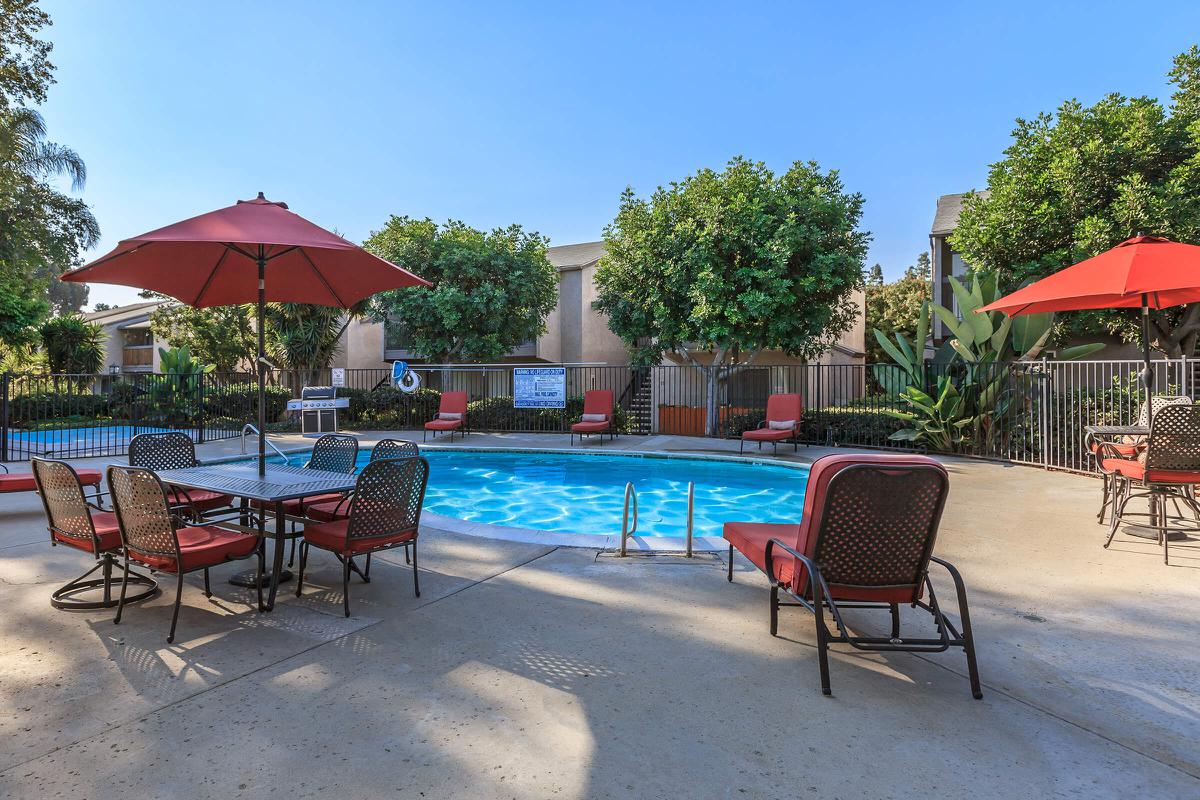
[278,448,809,538]
[6,425,223,458]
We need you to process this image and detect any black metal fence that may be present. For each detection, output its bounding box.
[1,359,1190,473]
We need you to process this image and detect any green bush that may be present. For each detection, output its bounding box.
[204,382,292,423]
[7,391,111,426]
[340,386,442,429]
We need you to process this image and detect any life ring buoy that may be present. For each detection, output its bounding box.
[392,361,421,393]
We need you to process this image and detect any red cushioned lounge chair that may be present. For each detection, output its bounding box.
[129,432,233,518]
[424,391,468,442]
[1101,403,1200,565]
[571,389,615,445]
[32,458,157,610]
[723,453,981,698]
[740,393,802,454]
[3,462,102,501]
[297,456,429,617]
[108,465,263,643]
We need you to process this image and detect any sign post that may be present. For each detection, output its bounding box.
[513,367,566,409]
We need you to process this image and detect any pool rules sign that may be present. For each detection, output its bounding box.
[514,367,566,408]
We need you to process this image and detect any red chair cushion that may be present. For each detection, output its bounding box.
[1101,457,1200,484]
[304,498,351,522]
[1,468,100,493]
[424,419,462,431]
[571,420,611,433]
[303,518,416,555]
[166,487,233,512]
[1089,441,1141,457]
[742,428,792,442]
[52,510,122,553]
[131,525,258,572]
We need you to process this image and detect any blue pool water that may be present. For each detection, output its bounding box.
[7,425,217,457]
[293,448,809,538]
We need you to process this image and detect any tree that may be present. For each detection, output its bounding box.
[0,5,98,355]
[365,217,558,363]
[264,302,367,385]
[150,303,257,372]
[91,302,112,312]
[594,156,868,435]
[952,45,1200,356]
[39,314,104,374]
[865,252,930,363]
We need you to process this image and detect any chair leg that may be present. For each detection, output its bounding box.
[363,552,372,581]
[114,555,131,625]
[814,597,832,696]
[256,542,265,611]
[945,566,984,700]
[1098,473,1110,524]
[411,541,420,598]
[1160,491,1170,566]
[1105,479,1130,548]
[203,568,211,598]
[769,584,779,636]
[288,529,296,568]
[726,543,734,582]
[889,603,900,639]
[342,557,352,617]
[295,541,308,597]
[167,571,184,644]
[739,439,744,455]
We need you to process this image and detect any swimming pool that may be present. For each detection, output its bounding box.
[283,448,809,538]
[7,425,225,458]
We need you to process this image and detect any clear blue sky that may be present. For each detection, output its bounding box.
[38,0,1200,308]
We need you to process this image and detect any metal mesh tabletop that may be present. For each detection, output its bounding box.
[154,463,357,502]
[1085,425,1150,437]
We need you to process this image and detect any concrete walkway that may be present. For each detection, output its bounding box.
[0,432,1197,798]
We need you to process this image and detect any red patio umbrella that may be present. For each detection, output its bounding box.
[979,236,1200,389]
[62,193,430,473]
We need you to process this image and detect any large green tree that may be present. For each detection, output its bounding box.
[263,302,366,385]
[150,303,258,372]
[0,3,98,356]
[365,217,557,363]
[952,45,1200,356]
[865,252,930,363]
[594,156,868,435]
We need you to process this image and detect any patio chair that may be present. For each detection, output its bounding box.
[740,394,802,454]
[424,391,468,442]
[304,439,419,522]
[296,456,429,617]
[571,389,615,445]
[108,465,263,643]
[3,462,103,502]
[1089,395,1191,523]
[128,431,233,518]
[32,458,157,610]
[1101,403,1200,565]
[723,453,982,699]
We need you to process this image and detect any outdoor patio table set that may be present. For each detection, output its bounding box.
[32,432,429,643]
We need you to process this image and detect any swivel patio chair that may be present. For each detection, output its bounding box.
[296,456,429,617]
[1088,394,1191,523]
[424,391,468,442]
[128,431,233,519]
[740,393,802,454]
[1101,403,1200,565]
[108,465,263,643]
[723,453,981,699]
[32,458,157,610]
[570,389,615,445]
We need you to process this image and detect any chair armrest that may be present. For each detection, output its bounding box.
[766,537,847,631]
[0,464,8,474]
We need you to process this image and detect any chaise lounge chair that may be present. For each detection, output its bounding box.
[571,389,615,445]
[723,452,982,698]
[740,393,802,454]
[424,391,468,442]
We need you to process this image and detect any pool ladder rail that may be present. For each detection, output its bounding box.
[240,423,291,465]
[619,481,694,557]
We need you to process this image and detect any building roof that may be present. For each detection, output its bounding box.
[547,241,605,270]
[82,300,167,327]
[931,191,990,236]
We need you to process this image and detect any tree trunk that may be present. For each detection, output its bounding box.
[704,363,720,437]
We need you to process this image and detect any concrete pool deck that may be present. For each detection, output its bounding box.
[0,431,1198,798]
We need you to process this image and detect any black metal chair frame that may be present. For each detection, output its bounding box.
[128,431,230,521]
[1102,403,1200,565]
[280,433,360,567]
[296,456,429,617]
[729,463,981,699]
[32,458,158,610]
[108,465,264,643]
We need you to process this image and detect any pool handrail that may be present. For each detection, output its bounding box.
[241,424,291,465]
[618,480,695,557]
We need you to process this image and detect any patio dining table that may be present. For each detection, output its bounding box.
[1084,423,1180,541]
[153,461,358,610]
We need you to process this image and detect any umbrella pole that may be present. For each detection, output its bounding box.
[258,251,267,476]
[1141,296,1154,394]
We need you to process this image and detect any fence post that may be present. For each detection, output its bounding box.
[1,372,8,462]
[1039,357,1051,469]
[1181,355,1190,398]
[196,371,206,444]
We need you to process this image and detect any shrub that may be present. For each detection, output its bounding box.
[39,315,105,375]
[340,386,442,429]
[7,391,111,426]
[203,382,292,423]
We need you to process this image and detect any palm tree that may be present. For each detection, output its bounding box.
[263,301,369,387]
[0,107,88,190]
